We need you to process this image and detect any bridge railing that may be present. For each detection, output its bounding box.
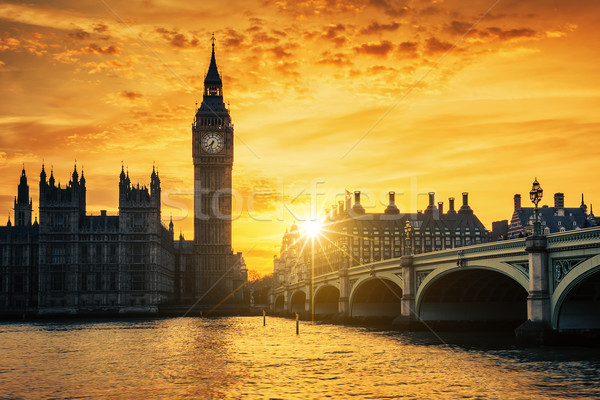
[546,226,600,249]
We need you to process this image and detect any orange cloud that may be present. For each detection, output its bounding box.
[120,91,143,101]
[360,21,401,34]
[425,37,453,54]
[81,43,119,55]
[354,40,394,56]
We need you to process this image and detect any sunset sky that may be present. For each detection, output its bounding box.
[1,0,600,274]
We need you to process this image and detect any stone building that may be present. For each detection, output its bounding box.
[0,41,249,316]
[0,168,38,313]
[506,192,596,237]
[274,190,489,288]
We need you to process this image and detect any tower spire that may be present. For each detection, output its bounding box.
[204,34,222,90]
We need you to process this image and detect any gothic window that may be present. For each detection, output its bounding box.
[96,272,102,291]
[131,272,144,291]
[80,245,88,263]
[13,275,23,293]
[109,245,117,263]
[51,272,65,291]
[134,215,142,230]
[132,243,144,264]
[81,273,87,291]
[52,247,66,264]
[96,244,102,262]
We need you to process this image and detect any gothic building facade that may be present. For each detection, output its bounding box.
[0,165,175,315]
[175,39,246,307]
[0,42,246,316]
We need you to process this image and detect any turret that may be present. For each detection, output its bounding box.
[71,163,79,187]
[14,167,32,226]
[48,168,55,187]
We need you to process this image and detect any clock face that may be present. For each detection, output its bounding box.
[202,132,224,154]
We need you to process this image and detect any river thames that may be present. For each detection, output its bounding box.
[1,317,599,399]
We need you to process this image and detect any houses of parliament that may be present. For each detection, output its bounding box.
[0,43,247,316]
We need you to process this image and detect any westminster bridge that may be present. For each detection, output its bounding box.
[271,227,600,334]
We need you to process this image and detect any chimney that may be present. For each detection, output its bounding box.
[352,190,365,214]
[338,200,344,214]
[101,210,107,217]
[346,192,351,213]
[554,193,564,210]
[448,197,456,214]
[514,194,521,211]
[438,202,444,214]
[459,192,473,214]
[385,191,399,215]
[425,192,437,213]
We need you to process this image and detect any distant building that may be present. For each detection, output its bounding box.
[274,191,489,287]
[506,192,596,237]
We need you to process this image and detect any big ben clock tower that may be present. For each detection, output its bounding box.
[192,37,235,302]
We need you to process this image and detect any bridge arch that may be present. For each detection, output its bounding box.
[289,290,306,313]
[349,275,403,317]
[274,294,285,313]
[416,263,528,323]
[553,255,600,330]
[313,285,340,315]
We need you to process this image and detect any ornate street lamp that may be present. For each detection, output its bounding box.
[530,177,544,236]
[404,220,412,256]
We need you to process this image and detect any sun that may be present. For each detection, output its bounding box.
[303,219,322,238]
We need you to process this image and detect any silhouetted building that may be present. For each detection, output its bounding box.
[0,42,247,316]
[175,39,246,307]
[506,192,596,237]
[274,191,489,286]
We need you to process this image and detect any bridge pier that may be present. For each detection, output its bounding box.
[516,236,555,343]
[393,255,417,328]
[283,288,290,313]
[338,267,349,317]
[304,279,312,313]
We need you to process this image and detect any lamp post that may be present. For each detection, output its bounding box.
[404,220,412,256]
[530,177,544,236]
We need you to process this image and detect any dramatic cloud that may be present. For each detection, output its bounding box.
[425,37,453,54]
[397,41,418,57]
[322,24,347,46]
[0,0,596,274]
[360,21,401,34]
[354,40,394,56]
[485,27,537,41]
[156,28,199,49]
[81,44,120,55]
[120,91,143,101]
[68,30,91,40]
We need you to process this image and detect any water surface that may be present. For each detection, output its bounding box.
[1,317,599,399]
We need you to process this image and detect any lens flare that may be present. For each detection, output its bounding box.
[304,219,322,238]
